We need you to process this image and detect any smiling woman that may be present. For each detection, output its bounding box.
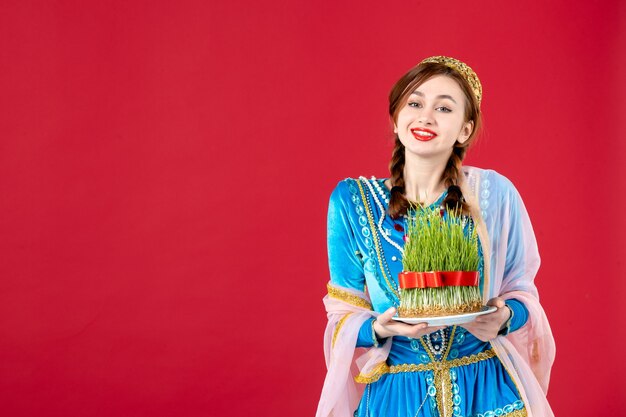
[393,76,474,171]
[316,57,555,417]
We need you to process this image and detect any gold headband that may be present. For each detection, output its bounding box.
[419,56,482,105]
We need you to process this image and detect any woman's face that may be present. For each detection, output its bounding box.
[394,75,473,160]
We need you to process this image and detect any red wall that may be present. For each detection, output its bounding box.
[1,1,624,416]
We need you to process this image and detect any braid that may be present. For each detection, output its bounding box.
[388,139,471,218]
[441,145,470,214]
[387,136,410,219]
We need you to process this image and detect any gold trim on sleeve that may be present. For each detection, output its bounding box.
[327,284,372,310]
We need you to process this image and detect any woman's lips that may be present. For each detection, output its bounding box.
[411,128,437,141]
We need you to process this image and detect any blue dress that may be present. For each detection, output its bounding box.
[327,176,528,417]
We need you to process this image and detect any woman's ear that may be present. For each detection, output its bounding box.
[457,120,474,144]
[390,116,398,134]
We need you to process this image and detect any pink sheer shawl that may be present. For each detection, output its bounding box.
[315,285,392,417]
[460,167,556,417]
[316,166,556,417]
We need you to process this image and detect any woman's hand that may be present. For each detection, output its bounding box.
[373,307,446,339]
[460,297,511,341]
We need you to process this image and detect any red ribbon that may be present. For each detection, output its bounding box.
[398,271,479,289]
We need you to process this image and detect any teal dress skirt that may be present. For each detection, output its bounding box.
[327,177,528,417]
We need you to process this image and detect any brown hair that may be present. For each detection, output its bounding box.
[387,62,482,219]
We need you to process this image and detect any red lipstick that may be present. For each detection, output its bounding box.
[411,128,437,142]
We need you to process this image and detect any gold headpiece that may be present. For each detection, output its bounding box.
[419,56,482,105]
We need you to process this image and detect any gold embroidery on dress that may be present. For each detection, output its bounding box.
[505,409,527,417]
[354,361,389,384]
[327,284,372,309]
[332,313,352,349]
[422,326,457,417]
[355,179,400,298]
[355,329,515,417]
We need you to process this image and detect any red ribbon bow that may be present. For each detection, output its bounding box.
[398,271,479,289]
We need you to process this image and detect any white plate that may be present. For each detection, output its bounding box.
[391,306,497,326]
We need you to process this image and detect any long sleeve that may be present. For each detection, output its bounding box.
[355,317,388,348]
[327,180,366,290]
[504,298,529,332]
[327,180,380,347]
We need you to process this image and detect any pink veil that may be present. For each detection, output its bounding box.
[315,285,392,417]
[460,166,556,417]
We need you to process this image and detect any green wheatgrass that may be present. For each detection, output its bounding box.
[399,204,482,317]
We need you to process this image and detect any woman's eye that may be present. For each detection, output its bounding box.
[408,102,451,112]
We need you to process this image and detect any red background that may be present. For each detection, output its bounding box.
[1,1,624,416]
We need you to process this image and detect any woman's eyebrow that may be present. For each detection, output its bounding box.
[411,90,457,104]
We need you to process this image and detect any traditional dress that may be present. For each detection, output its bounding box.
[316,166,555,417]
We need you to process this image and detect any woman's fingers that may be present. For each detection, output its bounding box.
[372,307,399,338]
[487,297,505,309]
[462,317,502,341]
[403,324,444,339]
[376,307,397,325]
[386,320,426,334]
[475,313,499,323]
[426,325,446,333]
[475,301,508,324]
[375,311,452,339]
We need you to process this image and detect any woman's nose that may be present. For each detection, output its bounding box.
[417,109,434,125]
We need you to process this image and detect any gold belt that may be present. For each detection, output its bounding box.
[355,348,496,384]
[356,348,497,417]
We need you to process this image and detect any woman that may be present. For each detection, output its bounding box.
[316,56,555,417]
